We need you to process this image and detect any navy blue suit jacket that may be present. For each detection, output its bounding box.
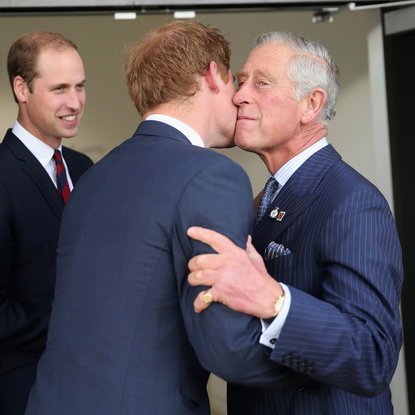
[0,130,93,415]
[228,144,404,414]
[25,121,318,415]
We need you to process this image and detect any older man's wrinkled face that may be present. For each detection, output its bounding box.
[233,43,306,158]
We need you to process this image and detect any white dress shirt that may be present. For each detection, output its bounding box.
[12,120,74,190]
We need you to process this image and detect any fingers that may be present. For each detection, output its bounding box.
[187,226,236,255]
[188,252,228,272]
[193,289,213,313]
[188,242,237,288]
[187,226,252,314]
[202,289,213,304]
[188,267,218,287]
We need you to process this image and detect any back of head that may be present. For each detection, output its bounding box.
[7,31,78,103]
[253,31,340,128]
[124,20,231,117]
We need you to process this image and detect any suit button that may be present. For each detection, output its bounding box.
[298,363,307,372]
[306,366,314,374]
[291,359,299,369]
[283,355,291,365]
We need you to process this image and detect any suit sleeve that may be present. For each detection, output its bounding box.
[171,155,318,389]
[0,180,49,357]
[269,187,403,397]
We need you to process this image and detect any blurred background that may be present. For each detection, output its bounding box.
[0,2,412,413]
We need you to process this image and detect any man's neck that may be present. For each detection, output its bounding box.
[261,128,328,175]
[144,113,205,148]
[144,101,210,147]
[16,114,62,149]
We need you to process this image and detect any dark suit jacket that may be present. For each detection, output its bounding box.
[25,121,318,415]
[228,144,404,414]
[0,129,93,415]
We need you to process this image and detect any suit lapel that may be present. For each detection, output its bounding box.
[4,131,64,220]
[62,148,84,185]
[253,145,341,254]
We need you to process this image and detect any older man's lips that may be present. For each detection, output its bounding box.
[237,115,254,121]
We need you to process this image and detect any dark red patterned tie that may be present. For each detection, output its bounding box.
[53,150,70,203]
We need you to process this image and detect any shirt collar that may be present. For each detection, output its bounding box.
[12,120,63,167]
[145,114,205,148]
[273,137,328,186]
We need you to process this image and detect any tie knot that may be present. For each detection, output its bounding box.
[53,150,63,163]
[264,177,278,196]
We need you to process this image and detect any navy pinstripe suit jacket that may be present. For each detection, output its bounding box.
[228,144,404,415]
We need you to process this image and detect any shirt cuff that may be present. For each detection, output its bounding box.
[259,283,291,349]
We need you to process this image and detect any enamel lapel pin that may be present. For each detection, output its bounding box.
[269,207,286,221]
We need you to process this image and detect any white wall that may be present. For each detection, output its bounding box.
[0,8,408,415]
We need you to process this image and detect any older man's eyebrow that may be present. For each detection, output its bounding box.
[235,70,247,80]
[235,69,278,85]
[256,70,279,84]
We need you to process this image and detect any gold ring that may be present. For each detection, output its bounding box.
[202,290,213,304]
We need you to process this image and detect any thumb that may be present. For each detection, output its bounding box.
[246,235,257,255]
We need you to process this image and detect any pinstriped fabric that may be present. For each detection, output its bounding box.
[228,145,403,415]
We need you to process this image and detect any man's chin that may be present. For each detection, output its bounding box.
[211,139,235,150]
[61,129,79,139]
[234,136,247,150]
[234,138,257,154]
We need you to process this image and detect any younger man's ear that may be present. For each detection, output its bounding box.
[204,61,221,93]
